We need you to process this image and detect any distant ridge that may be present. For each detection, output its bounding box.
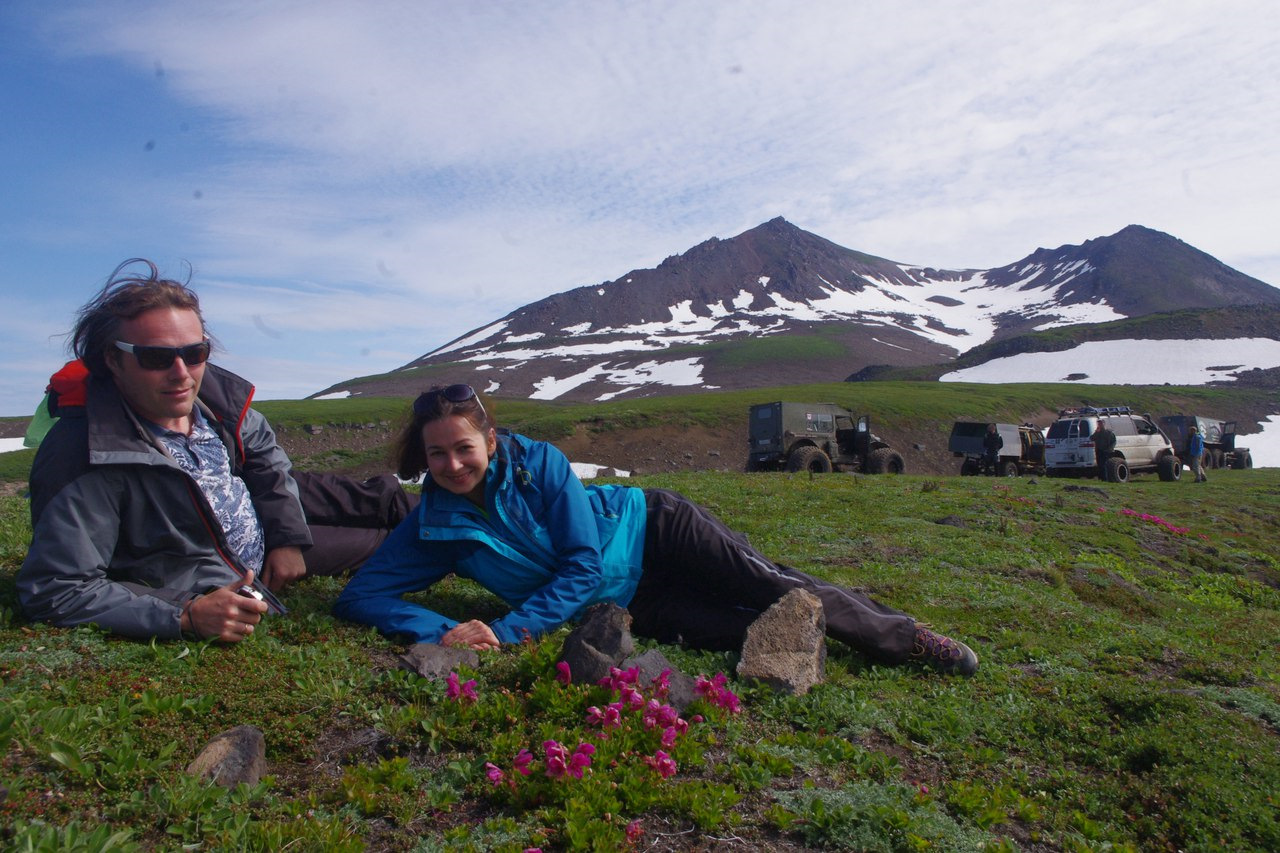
[316,220,1280,402]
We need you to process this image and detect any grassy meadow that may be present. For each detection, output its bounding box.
[1,385,1278,851]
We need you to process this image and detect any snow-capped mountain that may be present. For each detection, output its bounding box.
[322,219,1280,402]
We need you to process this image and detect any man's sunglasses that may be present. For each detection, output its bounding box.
[114,339,212,371]
[413,384,486,420]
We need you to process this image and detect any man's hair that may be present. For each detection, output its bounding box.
[71,258,209,377]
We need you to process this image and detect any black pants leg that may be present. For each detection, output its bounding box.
[627,489,917,662]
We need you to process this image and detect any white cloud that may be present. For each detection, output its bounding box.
[2,0,1279,414]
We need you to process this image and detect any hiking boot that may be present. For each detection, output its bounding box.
[911,625,979,677]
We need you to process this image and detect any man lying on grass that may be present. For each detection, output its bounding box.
[18,259,412,643]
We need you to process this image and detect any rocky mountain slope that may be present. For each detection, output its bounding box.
[317,219,1279,403]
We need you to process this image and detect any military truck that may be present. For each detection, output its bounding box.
[1158,415,1252,470]
[746,401,904,474]
[949,421,1045,477]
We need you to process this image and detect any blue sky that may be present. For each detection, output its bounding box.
[2,0,1278,416]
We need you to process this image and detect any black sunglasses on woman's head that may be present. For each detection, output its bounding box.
[413,384,486,420]
[114,339,212,370]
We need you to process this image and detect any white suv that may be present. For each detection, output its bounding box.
[1044,406,1181,482]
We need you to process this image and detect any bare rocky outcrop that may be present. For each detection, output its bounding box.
[736,589,827,695]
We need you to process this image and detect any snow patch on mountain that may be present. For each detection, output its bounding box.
[940,338,1280,385]
[531,357,708,401]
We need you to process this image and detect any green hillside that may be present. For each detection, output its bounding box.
[2,466,1278,849]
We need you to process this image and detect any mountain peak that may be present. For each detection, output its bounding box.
[324,221,1278,404]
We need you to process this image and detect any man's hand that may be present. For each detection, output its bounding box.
[441,619,500,651]
[261,546,306,591]
[182,571,269,643]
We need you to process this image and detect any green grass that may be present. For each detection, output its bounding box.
[3,465,1279,850]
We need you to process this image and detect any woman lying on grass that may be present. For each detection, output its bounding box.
[333,385,977,676]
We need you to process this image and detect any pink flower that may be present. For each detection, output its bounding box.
[619,686,645,712]
[695,673,741,713]
[586,704,623,729]
[625,819,643,843]
[650,669,672,698]
[484,762,505,786]
[660,726,679,748]
[555,661,572,685]
[445,671,477,703]
[568,743,595,779]
[646,750,677,779]
[599,666,641,691]
[513,748,533,776]
[544,740,569,779]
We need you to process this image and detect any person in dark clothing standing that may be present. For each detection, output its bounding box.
[1187,426,1207,483]
[982,423,1003,472]
[1092,421,1117,481]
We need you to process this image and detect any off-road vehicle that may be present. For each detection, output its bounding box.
[949,421,1045,477]
[746,401,904,474]
[1158,414,1253,470]
[1044,406,1180,482]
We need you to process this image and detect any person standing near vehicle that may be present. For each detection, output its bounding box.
[982,423,1003,472]
[1187,426,1207,483]
[1092,421,1117,481]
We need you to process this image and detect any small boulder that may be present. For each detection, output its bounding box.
[561,603,634,685]
[186,725,267,787]
[399,643,480,679]
[736,589,827,695]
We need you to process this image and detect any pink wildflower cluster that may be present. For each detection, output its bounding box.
[485,740,594,789]
[645,749,678,778]
[694,672,742,714]
[1117,508,1204,538]
[543,739,596,779]
[445,671,477,703]
[584,666,706,778]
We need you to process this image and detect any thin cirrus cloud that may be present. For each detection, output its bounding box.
[1,0,1277,414]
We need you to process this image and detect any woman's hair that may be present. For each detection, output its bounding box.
[71,258,211,378]
[392,384,495,480]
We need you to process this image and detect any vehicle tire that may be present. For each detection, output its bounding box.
[1157,454,1181,482]
[1205,450,1219,470]
[1232,451,1253,470]
[1105,457,1129,483]
[960,458,980,476]
[999,460,1020,477]
[866,447,905,474]
[786,446,832,474]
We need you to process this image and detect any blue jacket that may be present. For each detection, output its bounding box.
[1188,432,1205,458]
[333,432,647,644]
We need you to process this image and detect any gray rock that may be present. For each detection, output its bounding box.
[622,648,698,712]
[399,643,480,678]
[186,725,267,787]
[736,588,827,695]
[935,515,966,528]
[560,603,635,685]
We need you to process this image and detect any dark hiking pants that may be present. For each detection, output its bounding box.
[627,489,918,663]
[293,472,420,576]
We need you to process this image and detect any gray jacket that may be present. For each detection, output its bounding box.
[17,363,312,639]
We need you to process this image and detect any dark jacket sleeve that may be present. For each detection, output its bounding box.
[18,469,192,639]
[236,407,312,551]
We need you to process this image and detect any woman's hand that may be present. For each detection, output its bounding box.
[441,619,500,650]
